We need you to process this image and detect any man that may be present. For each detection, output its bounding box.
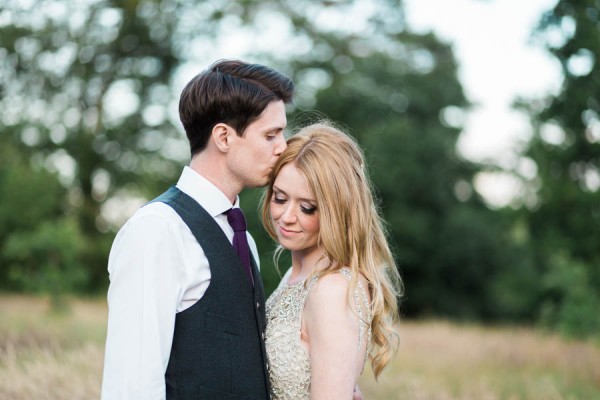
[101,59,294,399]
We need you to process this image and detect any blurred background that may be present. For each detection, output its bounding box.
[0,0,599,398]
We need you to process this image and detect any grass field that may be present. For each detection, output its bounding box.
[0,295,598,400]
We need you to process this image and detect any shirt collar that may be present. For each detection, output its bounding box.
[175,166,240,217]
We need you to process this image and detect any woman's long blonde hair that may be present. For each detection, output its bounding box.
[261,122,403,378]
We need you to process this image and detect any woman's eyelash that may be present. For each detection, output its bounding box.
[301,206,317,215]
[273,196,286,204]
[273,193,317,215]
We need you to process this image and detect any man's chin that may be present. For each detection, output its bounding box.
[246,178,270,189]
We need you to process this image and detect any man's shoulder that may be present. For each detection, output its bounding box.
[118,201,182,234]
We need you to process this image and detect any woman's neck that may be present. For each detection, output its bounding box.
[289,247,329,284]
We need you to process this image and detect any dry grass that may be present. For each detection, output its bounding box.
[0,295,106,400]
[358,320,600,399]
[0,295,599,399]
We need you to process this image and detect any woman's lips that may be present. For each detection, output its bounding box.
[278,225,299,237]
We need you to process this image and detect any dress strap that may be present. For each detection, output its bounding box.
[337,268,372,352]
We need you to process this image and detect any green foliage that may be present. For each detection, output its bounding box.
[0,135,89,309]
[3,218,87,310]
[517,0,600,336]
[2,0,585,331]
[0,137,65,288]
[0,0,184,291]
[539,252,600,338]
[277,33,525,320]
[0,146,64,236]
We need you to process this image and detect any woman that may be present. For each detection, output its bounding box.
[261,122,403,399]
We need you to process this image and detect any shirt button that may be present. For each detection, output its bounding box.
[256,302,260,309]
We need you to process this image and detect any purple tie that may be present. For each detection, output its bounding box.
[226,208,254,286]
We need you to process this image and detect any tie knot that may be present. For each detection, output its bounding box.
[226,208,247,232]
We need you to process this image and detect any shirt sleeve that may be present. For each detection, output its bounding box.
[101,212,185,400]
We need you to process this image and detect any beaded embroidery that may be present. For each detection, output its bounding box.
[265,267,372,399]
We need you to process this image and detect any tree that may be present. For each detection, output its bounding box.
[0,0,186,290]
[303,38,527,320]
[518,0,600,336]
[0,134,87,309]
[1,0,531,322]
[235,1,526,320]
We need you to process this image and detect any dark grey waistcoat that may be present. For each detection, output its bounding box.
[151,187,270,400]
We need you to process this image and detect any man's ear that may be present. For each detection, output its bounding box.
[212,123,235,153]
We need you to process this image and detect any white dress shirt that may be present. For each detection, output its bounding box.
[101,166,260,400]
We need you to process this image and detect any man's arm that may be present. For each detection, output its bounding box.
[101,214,183,400]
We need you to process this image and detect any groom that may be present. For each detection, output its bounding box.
[101,59,294,399]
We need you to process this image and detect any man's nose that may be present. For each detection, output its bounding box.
[274,134,287,156]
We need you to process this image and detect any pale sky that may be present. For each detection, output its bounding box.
[404,0,562,162]
[403,0,563,206]
[177,0,562,168]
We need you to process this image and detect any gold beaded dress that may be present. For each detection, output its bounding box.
[265,267,371,400]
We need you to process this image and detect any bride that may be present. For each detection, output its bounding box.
[261,122,403,399]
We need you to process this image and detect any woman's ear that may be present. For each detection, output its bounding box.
[211,123,234,153]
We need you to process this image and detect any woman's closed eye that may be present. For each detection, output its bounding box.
[272,190,317,215]
[272,195,287,204]
[301,205,317,215]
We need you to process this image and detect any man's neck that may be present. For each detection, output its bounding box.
[189,153,241,205]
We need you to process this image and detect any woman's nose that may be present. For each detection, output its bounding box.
[281,205,296,223]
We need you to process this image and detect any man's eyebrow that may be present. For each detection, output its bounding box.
[264,126,285,134]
